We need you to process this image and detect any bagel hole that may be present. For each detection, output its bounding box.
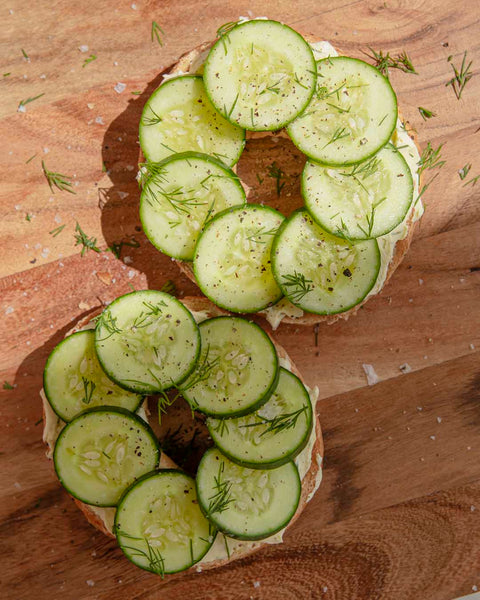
[148,395,212,476]
[236,132,307,216]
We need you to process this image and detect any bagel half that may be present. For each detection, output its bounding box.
[145,26,423,329]
[41,296,323,572]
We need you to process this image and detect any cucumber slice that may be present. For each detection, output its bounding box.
[272,209,380,314]
[181,316,279,418]
[302,144,414,239]
[139,75,245,166]
[43,330,143,422]
[115,470,215,575]
[53,407,159,507]
[193,205,284,313]
[95,291,200,394]
[196,447,300,540]
[140,152,246,261]
[207,368,312,468]
[203,20,316,131]
[287,56,397,166]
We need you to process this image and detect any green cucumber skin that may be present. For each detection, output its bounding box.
[139,75,246,166]
[43,330,144,423]
[182,316,280,419]
[94,290,201,394]
[196,448,301,541]
[115,469,217,574]
[192,205,285,314]
[53,407,160,507]
[139,151,247,261]
[271,209,381,315]
[207,368,313,469]
[203,20,317,132]
[301,143,414,241]
[287,56,398,167]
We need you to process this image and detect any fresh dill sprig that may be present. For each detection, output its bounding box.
[458,164,471,180]
[157,390,179,423]
[418,107,436,120]
[81,377,96,404]
[142,106,162,126]
[18,93,45,110]
[267,162,286,197]
[82,54,97,68]
[42,161,76,194]
[181,344,220,392]
[282,271,313,303]
[117,531,165,577]
[25,213,33,222]
[446,51,473,100]
[223,534,231,559]
[207,461,234,516]
[145,183,207,216]
[74,222,101,256]
[212,419,229,437]
[216,21,237,54]
[415,172,439,206]
[224,92,239,119]
[3,381,14,390]
[107,237,140,259]
[49,224,65,237]
[151,21,164,46]
[240,405,308,436]
[323,126,349,149]
[21,48,29,60]
[357,198,386,238]
[160,279,177,296]
[94,309,122,340]
[334,217,354,243]
[463,174,480,187]
[246,226,279,244]
[293,72,309,90]
[26,153,37,164]
[363,47,417,77]
[343,157,380,193]
[417,142,445,175]
[326,102,350,114]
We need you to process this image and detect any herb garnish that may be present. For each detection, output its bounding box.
[18,93,45,110]
[463,174,480,187]
[207,461,234,516]
[107,238,140,259]
[216,21,237,54]
[21,48,29,60]
[246,226,279,244]
[267,162,286,196]
[458,164,471,180]
[3,381,14,390]
[417,142,445,175]
[25,213,33,222]
[26,154,37,164]
[240,405,308,436]
[81,377,96,404]
[160,279,177,296]
[142,106,162,126]
[74,222,101,256]
[363,47,417,77]
[95,309,122,340]
[117,531,165,577]
[323,126,349,149]
[418,107,436,120]
[446,51,473,100]
[82,54,97,68]
[282,271,313,303]
[49,224,65,237]
[42,161,76,194]
[151,21,164,46]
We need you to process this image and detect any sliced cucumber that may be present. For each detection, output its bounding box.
[272,209,380,314]
[203,20,316,131]
[302,144,414,239]
[140,152,246,261]
[53,407,159,507]
[181,316,279,418]
[115,470,215,575]
[43,330,143,422]
[139,75,245,166]
[196,447,300,540]
[193,205,284,313]
[287,56,397,165]
[207,368,312,468]
[95,291,200,394]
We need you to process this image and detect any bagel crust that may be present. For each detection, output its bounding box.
[42,296,324,572]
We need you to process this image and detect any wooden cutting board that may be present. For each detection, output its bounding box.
[1,1,479,598]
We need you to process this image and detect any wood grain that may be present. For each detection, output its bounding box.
[1,0,480,599]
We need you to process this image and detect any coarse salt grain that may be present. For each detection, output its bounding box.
[114,82,126,94]
[362,364,379,386]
